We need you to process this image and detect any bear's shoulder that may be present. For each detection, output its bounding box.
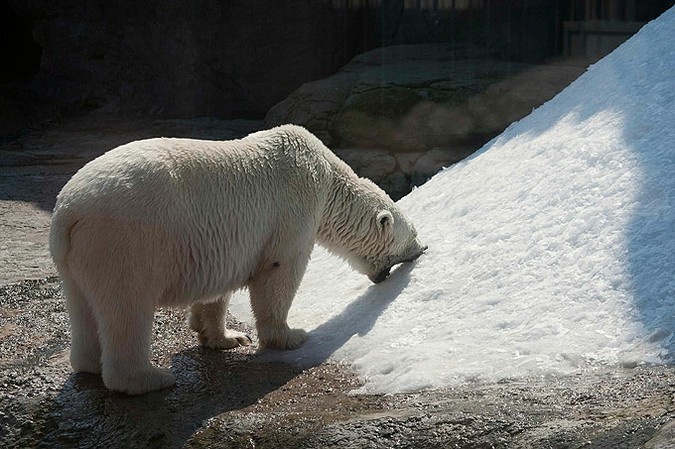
[247,124,319,151]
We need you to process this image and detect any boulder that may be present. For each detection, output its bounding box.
[266,43,588,153]
[6,0,369,119]
[267,43,587,195]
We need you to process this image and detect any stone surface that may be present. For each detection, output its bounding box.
[267,44,502,149]
[1,276,674,449]
[267,44,589,196]
[334,148,398,182]
[5,0,368,120]
[412,147,459,185]
[267,44,589,151]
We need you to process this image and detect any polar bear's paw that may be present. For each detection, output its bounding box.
[70,354,102,374]
[198,329,253,350]
[259,327,308,350]
[103,366,176,395]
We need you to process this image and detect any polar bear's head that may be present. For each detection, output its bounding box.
[356,205,427,283]
[319,177,427,284]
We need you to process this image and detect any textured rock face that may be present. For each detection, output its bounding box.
[267,43,587,197]
[9,0,368,118]
[264,45,499,196]
[266,43,586,151]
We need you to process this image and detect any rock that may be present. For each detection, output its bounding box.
[334,148,410,199]
[266,74,357,146]
[265,44,527,152]
[333,148,397,180]
[379,171,411,201]
[645,420,675,449]
[267,43,587,196]
[6,0,368,119]
[394,152,422,176]
[333,149,457,200]
[267,43,588,155]
[412,147,464,185]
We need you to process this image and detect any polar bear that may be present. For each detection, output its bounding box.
[49,125,426,395]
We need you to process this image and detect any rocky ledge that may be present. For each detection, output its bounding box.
[267,44,589,198]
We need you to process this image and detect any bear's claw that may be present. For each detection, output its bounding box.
[198,329,253,350]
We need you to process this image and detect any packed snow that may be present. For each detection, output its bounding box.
[232,7,675,394]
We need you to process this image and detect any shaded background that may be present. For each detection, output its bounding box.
[1,0,672,199]
[2,0,670,122]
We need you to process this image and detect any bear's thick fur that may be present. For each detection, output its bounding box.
[50,125,426,394]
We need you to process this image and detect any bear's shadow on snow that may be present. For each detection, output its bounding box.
[257,260,417,366]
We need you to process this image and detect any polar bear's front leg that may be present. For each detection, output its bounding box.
[189,294,253,349]
[249,250,311,350]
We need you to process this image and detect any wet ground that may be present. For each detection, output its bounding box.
[2,277,675,449]
[1,116,675,448]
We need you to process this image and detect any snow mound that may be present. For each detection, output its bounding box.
[232,7,675,394]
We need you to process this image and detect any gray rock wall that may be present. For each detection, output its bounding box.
[3,0,570,123]
[266,43,588,198]
[8,0,371,118]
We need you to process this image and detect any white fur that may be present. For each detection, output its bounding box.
[49,125,424,394]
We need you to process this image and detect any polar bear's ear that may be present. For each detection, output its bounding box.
[376,210,394,229]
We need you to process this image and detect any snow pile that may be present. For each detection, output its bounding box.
[232,7,675,394]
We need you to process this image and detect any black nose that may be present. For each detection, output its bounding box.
[401,245,428,264]
[370,267,391,284]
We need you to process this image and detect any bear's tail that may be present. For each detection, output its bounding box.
[49,206,78,274]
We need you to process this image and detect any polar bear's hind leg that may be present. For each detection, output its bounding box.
[95,291,175,395]
[63,275,102,374]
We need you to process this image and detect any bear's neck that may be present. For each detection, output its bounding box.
[316,174,372,259]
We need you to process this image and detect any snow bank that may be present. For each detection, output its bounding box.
[231,7,675,394]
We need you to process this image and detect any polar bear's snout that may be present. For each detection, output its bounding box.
[369,244,428,284]
[405,244,428,263]
[370,268,391,284]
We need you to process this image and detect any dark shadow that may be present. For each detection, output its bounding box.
[40,349,301,448]
[0,161,73,212]
[0,0,41,84]
[255,260,416,367]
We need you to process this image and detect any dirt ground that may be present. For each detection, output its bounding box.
[1,116,675,448]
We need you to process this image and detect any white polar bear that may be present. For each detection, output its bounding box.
[49,125,426,395]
